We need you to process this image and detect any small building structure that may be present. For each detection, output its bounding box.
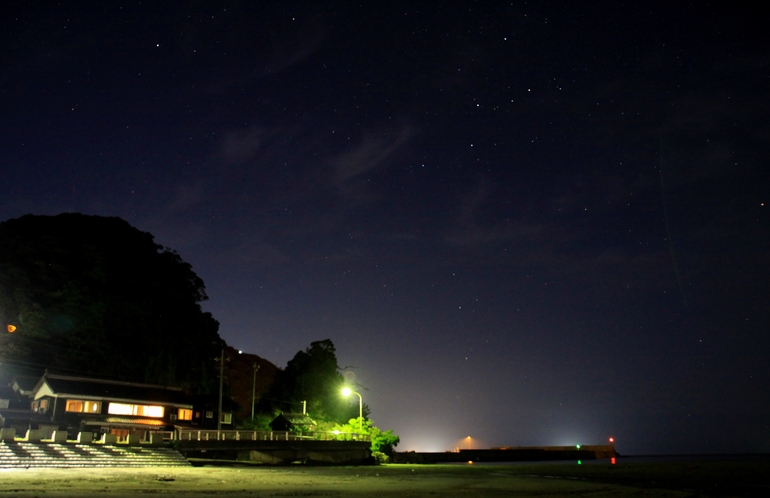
[187,393,237,431]
[0,383,56,436]
[269,412,316,432]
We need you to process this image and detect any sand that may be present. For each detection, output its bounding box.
[0,460,766,497]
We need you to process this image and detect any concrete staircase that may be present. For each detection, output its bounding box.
[0,442,191,468]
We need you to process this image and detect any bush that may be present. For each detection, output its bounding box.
[371,451,390,464]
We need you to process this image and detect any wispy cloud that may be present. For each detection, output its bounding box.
[195,17,326,95]
[331,126,414,196]
[263,29,325,75]
[167,182,205,214]
[129,181,210,254]
[220,128,266,164]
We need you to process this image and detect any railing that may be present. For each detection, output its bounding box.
[175,429,370,443]
[1,428,368,445]
[113,431,176,443]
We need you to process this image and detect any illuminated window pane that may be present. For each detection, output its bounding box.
[85,401,101,413]
[108,403,133,415]
[178,408,193,421]
[107,403,163,417]
[142,405,164,418]
[66,400,84,412]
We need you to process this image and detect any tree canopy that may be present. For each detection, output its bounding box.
[260,339,362,424]
[0,213,223,390]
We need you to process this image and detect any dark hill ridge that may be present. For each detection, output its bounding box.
[0,213,222,391]
[217,346,280,424]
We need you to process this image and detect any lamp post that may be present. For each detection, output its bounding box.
[341,387,363,433]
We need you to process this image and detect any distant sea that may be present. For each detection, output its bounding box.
[446,454,770,465]
[617,454,770,463]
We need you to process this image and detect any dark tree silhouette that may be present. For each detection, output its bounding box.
[261,339,362,424]
[0,213,223,391]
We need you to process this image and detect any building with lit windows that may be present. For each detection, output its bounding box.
[28,374,200,440]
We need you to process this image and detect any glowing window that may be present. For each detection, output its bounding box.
[220,412,232,424]
[65,400,101,413]
[66,400,83,412]
[108,403,164,418]
[178,408,193,421]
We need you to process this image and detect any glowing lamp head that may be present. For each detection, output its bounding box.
[341,387,352,397]
[6,324,16,333]
[609,437,614,443]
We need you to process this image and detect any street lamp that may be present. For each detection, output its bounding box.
[341,387,363,433]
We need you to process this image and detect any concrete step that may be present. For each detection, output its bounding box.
[0,442,190,468]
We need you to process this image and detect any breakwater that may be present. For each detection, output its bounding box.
[393,444,616,463]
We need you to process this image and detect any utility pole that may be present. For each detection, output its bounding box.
[217,349,225,431]
[251,363,260,419]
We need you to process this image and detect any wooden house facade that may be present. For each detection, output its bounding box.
[29,374,198,439]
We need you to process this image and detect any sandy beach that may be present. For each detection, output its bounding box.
[3,460,767,497]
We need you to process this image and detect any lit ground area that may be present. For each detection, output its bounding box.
[1,460,769,497]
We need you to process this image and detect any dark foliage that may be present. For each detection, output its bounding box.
[260,339,360,424]
[0,213,224,391]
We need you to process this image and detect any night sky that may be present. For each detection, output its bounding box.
[2,2,769,455]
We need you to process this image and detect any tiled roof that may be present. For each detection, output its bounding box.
[39,374,192,406]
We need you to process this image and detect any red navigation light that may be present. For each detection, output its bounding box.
[611,457,616,465]
[609,437,614,444]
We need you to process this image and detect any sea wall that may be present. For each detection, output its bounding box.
[393,444,616,463]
